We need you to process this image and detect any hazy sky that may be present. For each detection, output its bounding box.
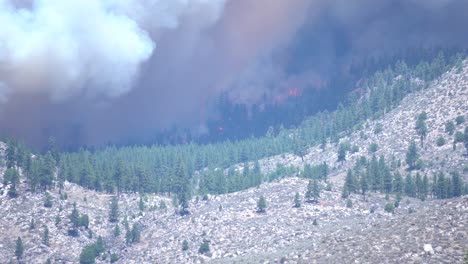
[1,0,467,148]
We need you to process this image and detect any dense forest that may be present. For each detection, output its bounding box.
[2,51,468,214]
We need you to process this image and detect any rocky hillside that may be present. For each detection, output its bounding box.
[0,178,466,263]
[251,60,467,182]
[0,62,467,264]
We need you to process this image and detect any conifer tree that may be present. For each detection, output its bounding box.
[15,237,23,260]
[344,169,356,194]
[256,195,267,213]
[182,240,189,251]
[174,158,191,216]
[293,192,301,208]
[452,172,463,197]
[445,121,455,135]
[305,180,313,202]
[464,126,468,155]
[405,141,419,170]
[421,174,429,201]
[415,112,428,147]
[360,172,369,199]
[70,202,80,228]
[404,174,415,197]
[109,196,119,223]
[311,179,320,203]
[43,225,50,246]
[337,143,347,162]
[436,172,446,199]
[393,172,403,194]
[383,168,393,194]
[40,151,56,191]
[113,225,120,237]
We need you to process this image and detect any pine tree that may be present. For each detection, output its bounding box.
[311,179,320,203]
[393,172,403,194]
[451,172,463,197]
[139,196,145,211]
[15,237,23,260]
[198,239,210,255]
[293,192,301,208]
[256,195,267,213]
[42,225,50,246]
[182,240,189,251]
[436,172,446,199]
[404,174,415,197]
[415,112,428,147]
[174,158,191,216]
[383,168,392,194]
[337,143,347,162]
[344,169,356,194]
[405,141,419,170]
[109,196,119,223]
[113,225,120,237]
[464,126,468,155]
[445,121,455,135]
[40,151,56,191]
[305,180,313,202]
[70,202,80,227]
[131,223,141,243]
[421,174,429,201]
[44,192,53,208]
[360,172,369,199]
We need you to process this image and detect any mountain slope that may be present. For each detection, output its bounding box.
[0,61,467,263]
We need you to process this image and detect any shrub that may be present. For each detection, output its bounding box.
[44,192,53,208]
[198,240,210,254]
[436,136,446,146]
[346,199,353,208]
[369,143,378,153]
[384,203,394,213]
[445,121,455,135]
[456,115,465,125]
[182,240,189,251]
[110,253,119,263]
[455,131,464,143]
[374,123,383,134]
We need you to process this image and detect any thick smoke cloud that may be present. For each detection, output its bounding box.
[0,0,467,148]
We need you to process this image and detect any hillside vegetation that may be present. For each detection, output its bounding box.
[0,53,467,263]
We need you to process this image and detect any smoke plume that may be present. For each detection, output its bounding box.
[0,0,467,148]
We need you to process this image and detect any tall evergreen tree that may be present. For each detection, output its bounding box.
[344,169,356,194]
[311,179,320,203]
[43,225,50,246]
[464,126,468,155]
[436,172,446,199]
[360,172,369,199]
[404,174,415,197]
[451,172,463,197]
[415,112,428,147]
[383,167,393,194]
[40,152,56,191]
[70,202,80,228]
[305,180,313,202]
[405,141,419,170]
[393,172,403,194]
[256,195,267,213]
[293,192,301,208]
[15,237,24,260]
[174,158,191,216]
[109,196,119,223]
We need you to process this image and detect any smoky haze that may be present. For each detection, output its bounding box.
[0,0,467,149]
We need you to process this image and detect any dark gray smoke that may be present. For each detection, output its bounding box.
[0,0,467,148]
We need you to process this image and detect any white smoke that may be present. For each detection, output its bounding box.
[0,0,225,101]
